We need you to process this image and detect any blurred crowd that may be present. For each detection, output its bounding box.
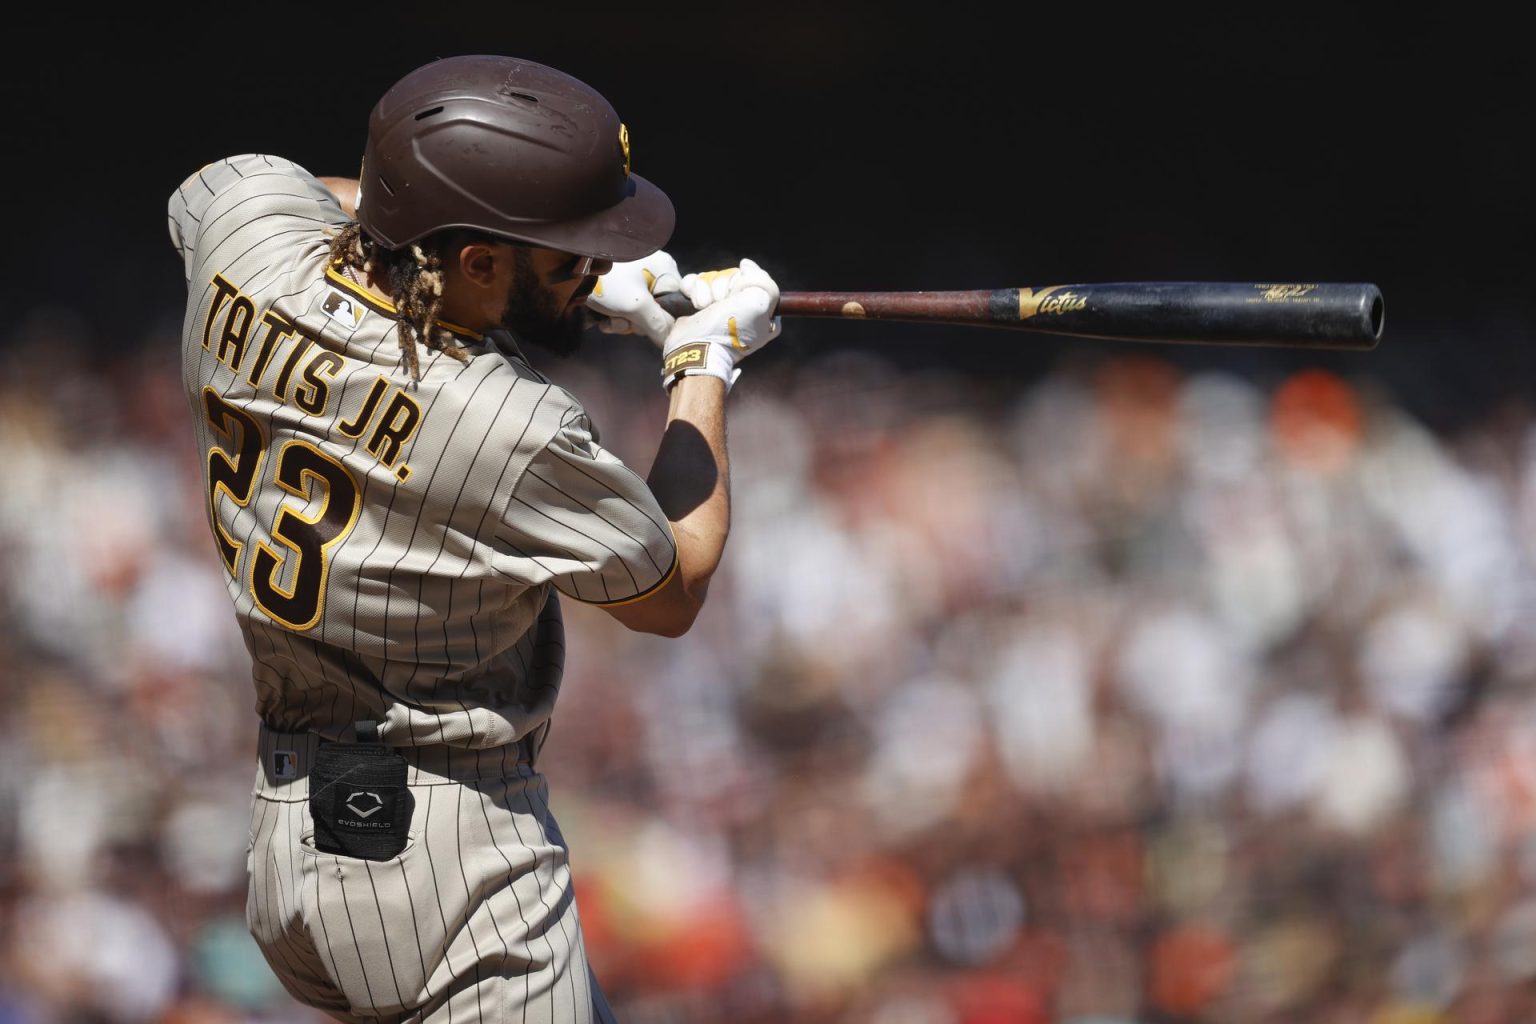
[5,314,1536,1024]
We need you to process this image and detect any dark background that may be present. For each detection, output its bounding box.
[3,7,1528,433]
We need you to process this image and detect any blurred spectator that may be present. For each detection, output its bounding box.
[5,329,1536,1022]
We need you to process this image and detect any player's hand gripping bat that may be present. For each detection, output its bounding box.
[654,282,1384,350]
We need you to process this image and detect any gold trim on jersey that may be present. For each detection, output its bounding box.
[337,377,390,438]
[249,440,363,632]
[364,388,423,469]
[249,311,299,389]
[205,274,256,371]
[576,549,680,608]
[324,266,483,344]
[294,350,344,417]
[202,387,268,576]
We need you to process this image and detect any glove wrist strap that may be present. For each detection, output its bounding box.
[661,342,739,393]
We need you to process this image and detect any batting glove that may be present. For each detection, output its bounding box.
[584,250,684,345]
[679,257,781,311]
[660,258,783,393]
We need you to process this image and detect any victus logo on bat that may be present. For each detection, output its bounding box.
[1038,291,1088,315]
[1018,287,1088,319]
[1258,284,1319,301]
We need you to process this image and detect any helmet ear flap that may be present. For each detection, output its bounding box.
[355,55,673,262]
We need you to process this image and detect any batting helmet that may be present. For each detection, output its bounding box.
[356,54,674,261]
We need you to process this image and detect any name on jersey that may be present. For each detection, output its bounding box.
[203,273,422,482]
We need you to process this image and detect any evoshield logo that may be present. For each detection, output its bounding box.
[346,792,385,818]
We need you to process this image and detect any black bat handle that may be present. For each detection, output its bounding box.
[657,291,698,318]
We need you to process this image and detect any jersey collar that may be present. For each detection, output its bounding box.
[324,265,484,346]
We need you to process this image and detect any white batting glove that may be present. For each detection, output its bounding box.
[679,257,781,311]
[660,258,783,393]
[584,250,684,345]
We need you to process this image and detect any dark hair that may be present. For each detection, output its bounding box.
[326,222,481,381]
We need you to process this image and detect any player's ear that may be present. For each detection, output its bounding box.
[455,242,502,287]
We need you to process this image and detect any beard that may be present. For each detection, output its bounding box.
[498,249,590,358]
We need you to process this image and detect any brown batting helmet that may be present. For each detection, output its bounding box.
[356,55,674,261]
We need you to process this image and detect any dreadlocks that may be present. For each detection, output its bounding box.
[327,222,473,381]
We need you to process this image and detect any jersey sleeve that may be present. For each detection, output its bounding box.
[497,406,679,606]
[166,154,348,279]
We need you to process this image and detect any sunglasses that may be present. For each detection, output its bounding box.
[544,250,611,282]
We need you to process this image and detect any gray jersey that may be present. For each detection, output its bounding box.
[167,154,677,766]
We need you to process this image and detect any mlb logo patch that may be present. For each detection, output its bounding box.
[322,290,366,328]
[273,749,299,780]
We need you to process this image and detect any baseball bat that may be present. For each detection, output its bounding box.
[654,282,1384,350]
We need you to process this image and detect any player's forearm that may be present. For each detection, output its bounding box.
[318,177,361,217]
[647,375,731,608]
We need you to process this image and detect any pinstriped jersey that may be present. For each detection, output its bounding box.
[167,154,677,758]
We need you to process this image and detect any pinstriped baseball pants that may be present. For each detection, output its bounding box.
[246,727,618,1024]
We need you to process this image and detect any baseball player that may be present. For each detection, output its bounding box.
[165,54,781,1023]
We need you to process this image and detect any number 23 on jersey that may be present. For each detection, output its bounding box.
[202,387,361,631]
